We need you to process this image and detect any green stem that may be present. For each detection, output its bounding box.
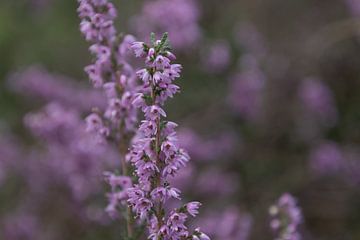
[119,141,134,239]
[150,72,165,239]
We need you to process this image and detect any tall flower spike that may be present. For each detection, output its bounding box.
[127,33,209,240]
[78,0,138,140]
[78,0,139,238]
[269,193,302,240]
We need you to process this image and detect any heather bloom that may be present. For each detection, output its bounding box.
[309,141,344,176]
[185,202,201,217]
[298,77,338,127]
[8,65,105,112]
[197,207,253,240]
[78,0,138,138]
[201,40,231,73]
[228,57,266,121]
[269,193,302,240]
[78,2,140,233]
[126,33,208,239]
[0,101,120,239]
[24,102,117,201]
[131,0,201,50]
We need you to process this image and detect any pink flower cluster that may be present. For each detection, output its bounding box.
[78,0,139,141]
[124,34,209,240]
[269,193,303,240]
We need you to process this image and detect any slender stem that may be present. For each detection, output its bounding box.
[150,72,165,237]
[119,141,134,238]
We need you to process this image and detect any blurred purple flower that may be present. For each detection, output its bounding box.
[197,207,253,240]
[196,168,239,197]
[131,0,201,51]
[309,141,344,176]
[24,102,118,201]
[298,77,338,127]
[269,193,302,240]
[228,58,266,121]
[8,65,106,112]
[178,128,238,162]
[201,40,231,73]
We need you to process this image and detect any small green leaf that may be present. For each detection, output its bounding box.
[150,32,156,46]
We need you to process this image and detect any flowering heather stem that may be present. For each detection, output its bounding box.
[77,0,138,238]
[127,33,210,240]
[269,193,302,240]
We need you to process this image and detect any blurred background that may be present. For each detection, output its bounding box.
[1,0,360,239]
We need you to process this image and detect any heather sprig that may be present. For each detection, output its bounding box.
[269,193,302,240]
[78,0,138,141]
[78,0,139,237]
[126,33,209,240]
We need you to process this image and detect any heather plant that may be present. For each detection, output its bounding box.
[78,1,140,236]
[0,102,119,240]
[196,207,252,240]
[77,0,209,239]
[269,193,302,240]
[124,33,209,240]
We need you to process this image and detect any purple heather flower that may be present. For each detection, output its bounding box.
[125,34,208,239]
[24,102,118,201]
[79,0,139,139]
[228,58,266,121]
[202,40,231,73]
[85,113,104,132]
[131,41,146,57]
[131,0,201,51]
[151,187,181,201]
[144,105,167,120]
[78,2,140,224]
[185,201,201,217]
[196,207,253,240]
[104,172,133,190]
[269,193,302,240]
[309,141,344,176]
[168,212,188,232]
[8,65,106,111]
[298,77,338,127]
